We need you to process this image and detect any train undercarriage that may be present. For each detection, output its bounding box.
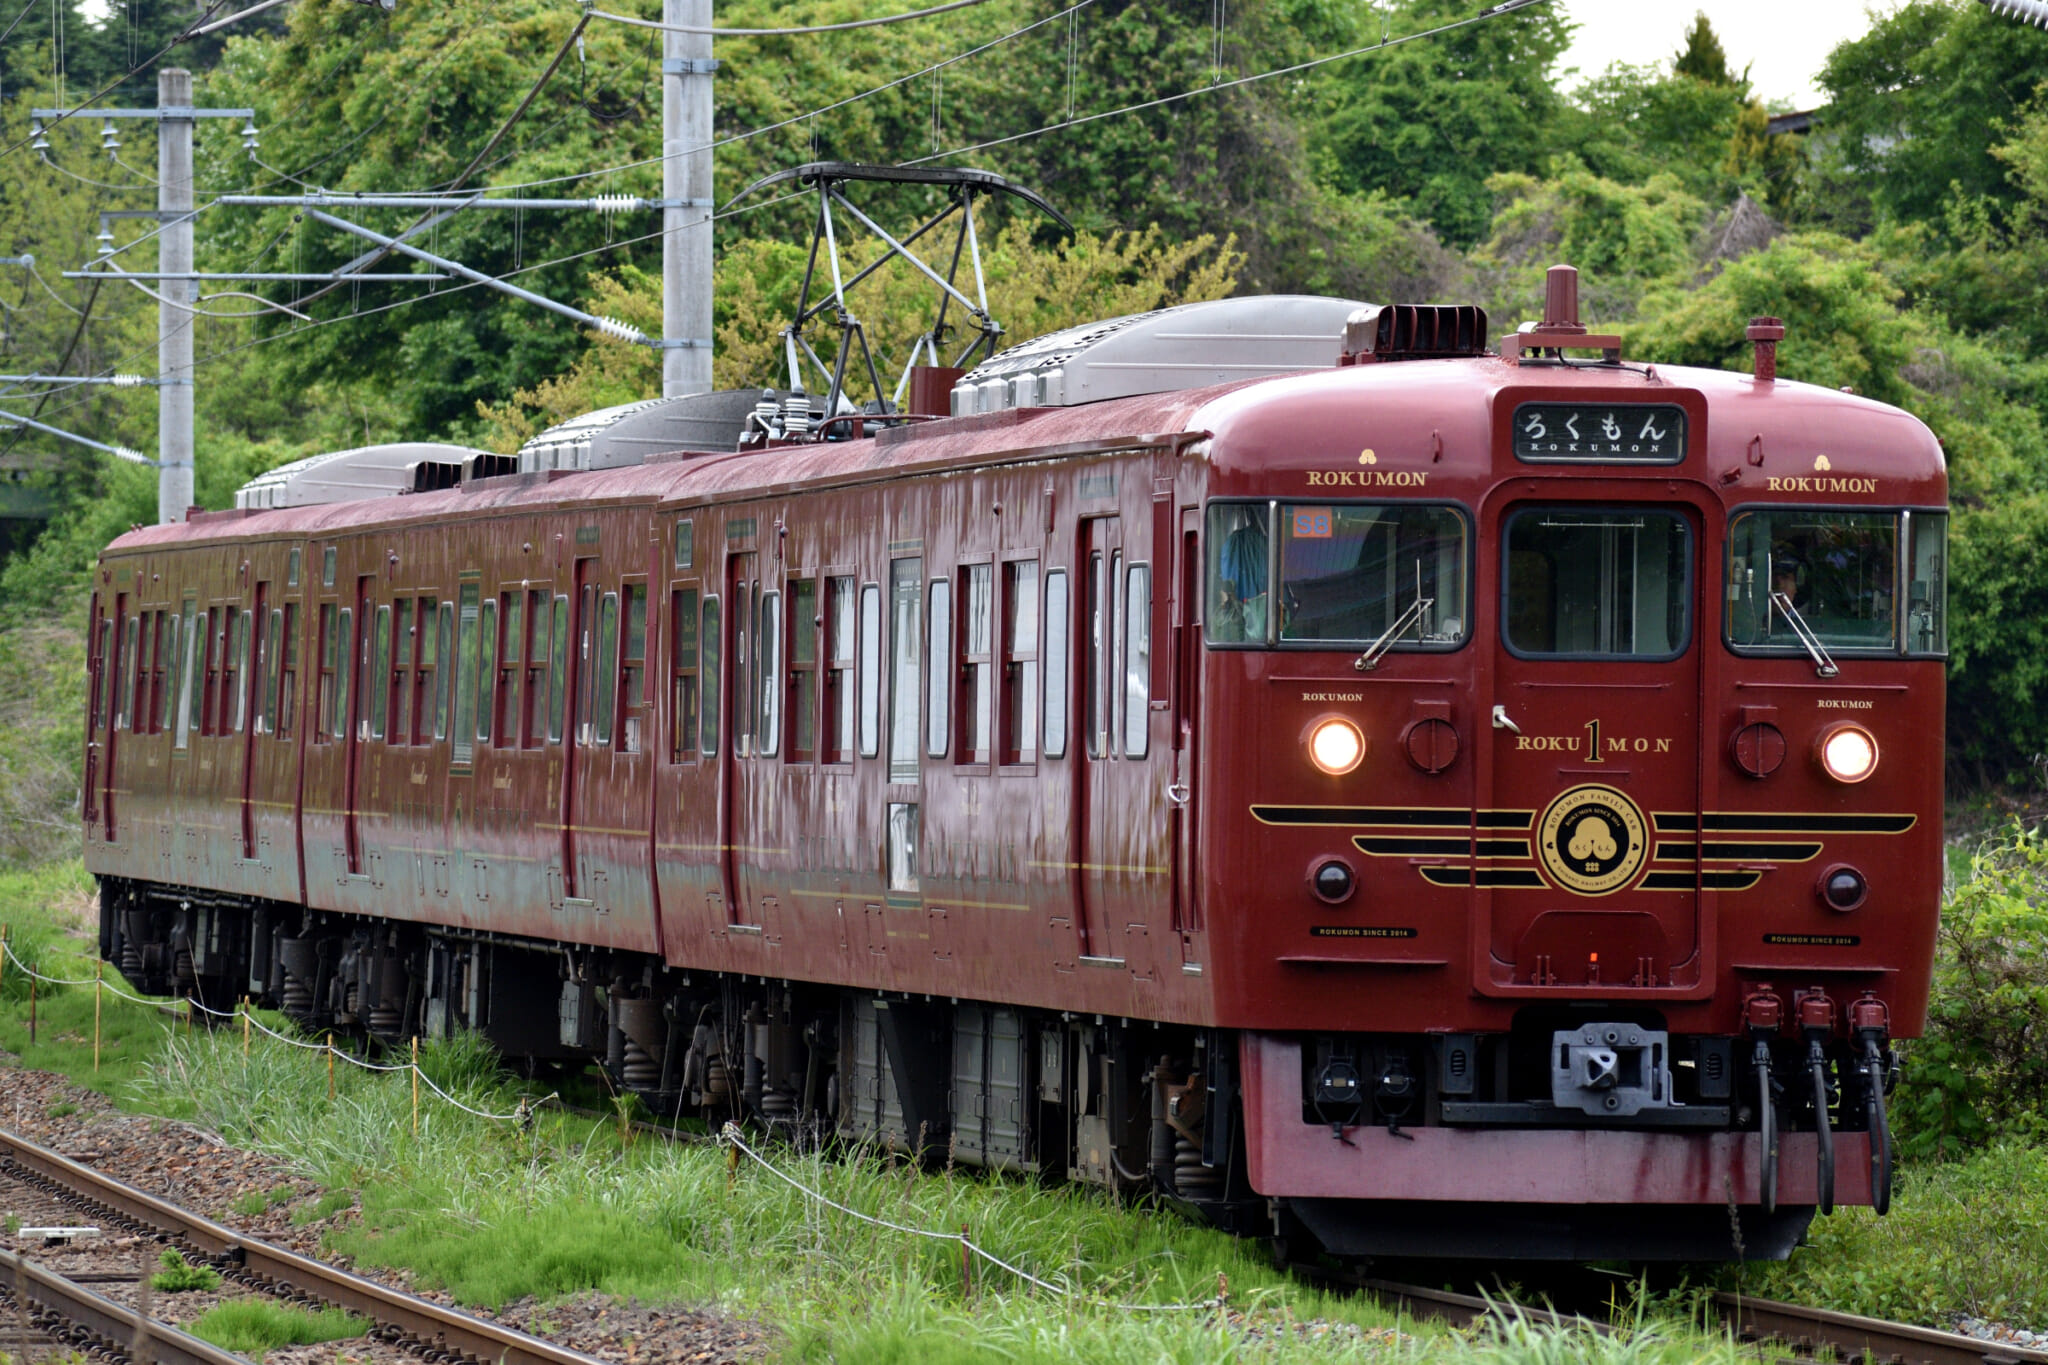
[98,875,1890,1263]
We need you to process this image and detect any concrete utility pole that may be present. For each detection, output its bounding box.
[157,68,196,523]
[662,0,714,397]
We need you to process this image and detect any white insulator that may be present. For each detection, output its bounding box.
[112,374,145,388]
[113,446,149,465]
[593,316,645,345]
[1985,0,2048,25]
[590,195,641,215]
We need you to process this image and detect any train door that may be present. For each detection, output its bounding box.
[720,549,760,928]
[1479,488,1709,995]
[242,582,267,860]
[85,594,113,839]
[561,559,596,902]
[1075,515,1126,964]
[1170,507,1202,962]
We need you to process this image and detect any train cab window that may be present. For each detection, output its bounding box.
[477,597,498,745]
[1001,561,1039,765]
[756,589,780,757]
[547,594,570,743]
[888,559,923,782]
[788,578,817,762]
[701,596,722,755]
[1282,504,1468,647]
[1123,565,1150,759]
[368,605,392,739]
[453,585,480,764]
[858,583,881,759]
[1206,503,1270,643]
[822,577,855,764]
[959,564,992,764]
[1505,507,1690,659]
[669,588,700,760]
[1726,509,1900,653]
[926,577,951,759]
[1907,511,1948,656]
[619,582,647,754]
[391,598,415,744]
[1042,570,1070,760]
[277,604,298,738]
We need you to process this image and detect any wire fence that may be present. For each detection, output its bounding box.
[0,933,1224,1313]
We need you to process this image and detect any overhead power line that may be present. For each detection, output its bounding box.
[588,0,999,36]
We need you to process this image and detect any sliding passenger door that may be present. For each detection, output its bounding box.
[1075,515,1127,966]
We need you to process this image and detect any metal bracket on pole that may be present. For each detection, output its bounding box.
[660,57,722,73]
[722,161,1070,421]
[650,338,715,348]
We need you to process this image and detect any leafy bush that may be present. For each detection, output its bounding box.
[1893,823,2048,1159]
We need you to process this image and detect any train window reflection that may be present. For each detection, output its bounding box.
[858,584,880,758]
[757,590,780,758]
[1907,512,1947,656]
[1727,509,1898,652]
[1123,565,1150,758]
[1278,504,1467,647]
[547,595,570,743]
[926,578,951,759]
[701,596,721,755]
[1043,570,1070,760]
[1505,508,1690,658]
[1206,504,1269,644]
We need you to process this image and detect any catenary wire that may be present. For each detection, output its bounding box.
[0,0,240,159]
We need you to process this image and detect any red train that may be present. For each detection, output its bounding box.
[80,266,1946,1261]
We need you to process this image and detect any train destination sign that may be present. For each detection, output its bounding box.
[1512,402,1687,464]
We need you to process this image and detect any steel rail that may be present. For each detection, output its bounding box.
[0,1246,249,1365]
[1713,1293,2048,1365]
[0,1128,611,1365]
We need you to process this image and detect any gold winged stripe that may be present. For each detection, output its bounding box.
[1652,812,1917,835]
[1653,840,1824,863]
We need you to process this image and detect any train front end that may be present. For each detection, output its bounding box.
[1193,283,1947,1261]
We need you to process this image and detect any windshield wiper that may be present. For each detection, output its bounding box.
[1770,591,1839,678]
[1355,596,1434,672]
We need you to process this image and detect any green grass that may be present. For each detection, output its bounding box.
[232,1190,268,1217]
[151,1248,223,1294]
[1734,1144,2048,1326]
[184,1299,370,1355]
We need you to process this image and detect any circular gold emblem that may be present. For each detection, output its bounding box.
[1536,784,1648,896]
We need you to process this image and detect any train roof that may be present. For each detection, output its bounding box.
[103,346,1945,559]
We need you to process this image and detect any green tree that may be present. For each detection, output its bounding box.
[1670,11,1735,86]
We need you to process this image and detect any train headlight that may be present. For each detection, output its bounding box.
[1307,717,1366,776]
[1816,724,1879,784]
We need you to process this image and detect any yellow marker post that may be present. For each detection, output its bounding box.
[411,1036,420,1137]
[327,1032,336,1100]
[94,961,103,1073]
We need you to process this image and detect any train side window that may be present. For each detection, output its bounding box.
[674,518,694,570]
[788,577,817,763]
[119,617,138,731]
[288,547,301,589]
[391,597,414,745]
[1085,552,1111,759]
[732,580,754,757]
[1123,565,1151,758]
[576,585,600,746]
[888,558,923,783]
[320,545,336,588]
[757,589,781,758]
[592,591,620,749]
[234,608,253,735]
[1042,570,1070,759]
[1907,511,1947,656]
[183,614,205,745]
[277,604,298,738]
[434,601,453,740]
[547,594,570,743]
[334,607,354,741]
[1206,503,1270,644]
[498,592,524,747]
[453,584,480,764]
[925,576,951,759]
[162,609,182,736]
[316,607,337,740]
[822,577,855,764]
[959,563,992,764]
[858,583,881,758]
[1001,560,1039,765]
[619,582,647,754]
[524,589,549,747]
[416,596,439,745]
[669,587,700,760]
[262,608,283,735]
[368,605,392,740]
[700,596,722,755]
[477,597,498,745]
[886,801,919,893]
[199,608,219,736]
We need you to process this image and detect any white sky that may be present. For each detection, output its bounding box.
[1555,1,1895,111]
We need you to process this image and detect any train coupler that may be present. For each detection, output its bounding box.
[1850,992,1895,1215]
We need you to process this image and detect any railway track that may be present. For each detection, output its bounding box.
[0,1126,610,1365]
[0,1245,248,1365]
